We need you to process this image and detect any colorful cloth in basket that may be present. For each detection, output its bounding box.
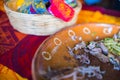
[48,0,75,21]
[16,0,76,21]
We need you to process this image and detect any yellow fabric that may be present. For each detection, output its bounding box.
[17,0,24,8]
[77,10,120,25]
[0,64,28,80]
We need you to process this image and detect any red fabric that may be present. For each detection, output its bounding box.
[0,35,48,80]
[0,11,19,55]
[0,11,48,79]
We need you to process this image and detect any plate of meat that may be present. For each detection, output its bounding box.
[32,23,120,80]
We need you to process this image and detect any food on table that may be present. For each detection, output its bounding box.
[40,31,120,80]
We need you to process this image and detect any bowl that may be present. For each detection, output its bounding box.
[32,23,120,80]
[4,0,82,36]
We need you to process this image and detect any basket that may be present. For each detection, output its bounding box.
[4,1,82,36]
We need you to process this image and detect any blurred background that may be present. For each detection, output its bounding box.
[83,0,120,11]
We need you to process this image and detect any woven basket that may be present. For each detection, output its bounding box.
[4,1,82,36]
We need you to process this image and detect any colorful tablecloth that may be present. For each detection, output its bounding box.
[0,1,120,80]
